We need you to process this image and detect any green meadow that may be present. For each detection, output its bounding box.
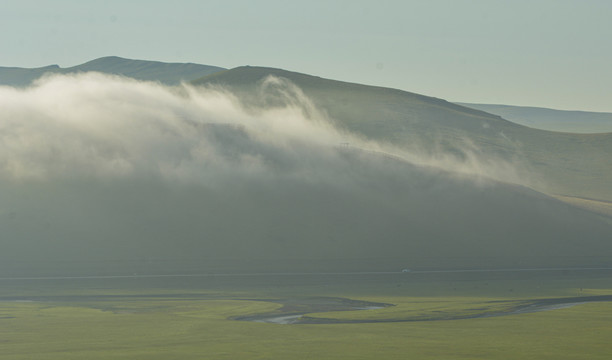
[2,272,612,359]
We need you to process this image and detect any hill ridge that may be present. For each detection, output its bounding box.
[195,65,509,123]
[0,56,226,86]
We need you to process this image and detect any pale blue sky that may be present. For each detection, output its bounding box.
[1,0,611,111]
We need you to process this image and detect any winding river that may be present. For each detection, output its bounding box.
[238,295,612,324]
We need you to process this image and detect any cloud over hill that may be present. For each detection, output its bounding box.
[1,73,610,276]
[0,72,523,185]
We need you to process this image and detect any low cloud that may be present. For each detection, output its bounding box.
[0,72,527,187]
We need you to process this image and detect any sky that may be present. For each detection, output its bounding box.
[1,0,611,112]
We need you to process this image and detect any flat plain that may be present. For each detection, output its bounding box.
[2,271,611,359]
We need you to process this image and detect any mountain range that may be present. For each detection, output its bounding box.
[0,56,225,86]
[458,103,612,134]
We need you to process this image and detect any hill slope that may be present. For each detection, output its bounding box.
[0,56,225,86]
[1,64,611,277]
[458,103,612,133]
[3,150,611,277]
[194,67,612,202]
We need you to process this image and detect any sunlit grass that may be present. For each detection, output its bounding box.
[2,276,612,359]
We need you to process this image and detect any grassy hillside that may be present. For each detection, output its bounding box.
[458,103,612,133]
[194,67,612,201]
[0,56,225,86]
[2,149,611,276]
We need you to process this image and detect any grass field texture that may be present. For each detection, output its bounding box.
[1,274,612,359]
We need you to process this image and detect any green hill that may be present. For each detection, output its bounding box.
[0,64,61,87]
[458,103,612,133]
[3,149,611,277]
[0,56,225,86]
[194,67,612,202]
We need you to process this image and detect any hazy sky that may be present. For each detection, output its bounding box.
[1,0,611,112]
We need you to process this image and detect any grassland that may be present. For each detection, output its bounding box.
[2,272,612,359]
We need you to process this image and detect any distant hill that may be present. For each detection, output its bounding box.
[458,103,612,133]
[194,67,612,202]
[0,56,225,86]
